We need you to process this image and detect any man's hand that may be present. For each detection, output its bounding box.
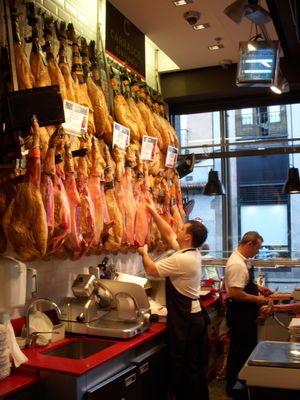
[257,302,274,324]
[256,295,268,306]
[260,304,274,316]
[258,299,274,322]
[138,244,159,277]
[138,244,148,257]
[258,285,273,297]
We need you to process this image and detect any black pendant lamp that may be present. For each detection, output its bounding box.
[283,167,300,194]
[203,169,225,196]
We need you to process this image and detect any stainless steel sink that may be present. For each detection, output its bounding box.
[43,340,115,359]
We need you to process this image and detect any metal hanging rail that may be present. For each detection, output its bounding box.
[202,258,300,268]
[179,137,300,159]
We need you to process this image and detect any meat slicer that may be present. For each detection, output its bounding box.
[59,272,151,339]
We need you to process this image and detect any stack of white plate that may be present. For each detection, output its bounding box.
[0,324,10,381]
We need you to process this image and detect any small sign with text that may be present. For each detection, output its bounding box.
[165,145,178,168]
[63,100,89,136]
[113,122,130,150]
[141,135,157,161]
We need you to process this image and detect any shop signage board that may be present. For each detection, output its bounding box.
[113,121,130,150]
[165,146,178,168]
[62,100,89,136]
[141,135,157,161]
[106,1,145,77]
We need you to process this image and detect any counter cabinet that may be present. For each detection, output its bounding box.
[38,334,167,400]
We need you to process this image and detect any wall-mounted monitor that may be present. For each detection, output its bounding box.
[236,41,280,87]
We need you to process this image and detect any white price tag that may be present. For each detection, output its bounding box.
[113,122,130,150]
[141,135,157,161]
[165,146,178,168]
[62,100,89,136]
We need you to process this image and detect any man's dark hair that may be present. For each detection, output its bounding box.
[186,220,208,248]
[239,231,263,246]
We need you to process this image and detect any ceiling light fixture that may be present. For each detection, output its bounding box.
[203,169,225,196]
[172,0,193,6]
[208,44,224,50]
[209,36,224,51]
[193,23,210,30]
[203,138,225,196]
[270,73,290,95]
[283,167,300,194]
[247,42,257,51]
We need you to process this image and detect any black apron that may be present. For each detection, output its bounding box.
[165,248,209,400]
[226,263,259,395]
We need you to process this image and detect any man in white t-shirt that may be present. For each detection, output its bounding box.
[138,202,209,400]
[225,231,272,396]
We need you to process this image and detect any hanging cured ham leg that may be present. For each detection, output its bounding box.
[40,128,61,241]
[86,42,112,140]
[121,146,137,247]
[56,21,76,102]
[87,138,109,251]
[75,139,96,256]
[102,145,123,252]
[170,182,184,234]
[43,17,67,101]
[2,117,48,261]
[67,28,95,135]
[48,130,71,255]
[113,147,128,249]
[26,3,51,88]
[173,171,186,222]
[10,5,34,90]
[63,141,85,256]
[133,158,151,247]
[0,174,16,255]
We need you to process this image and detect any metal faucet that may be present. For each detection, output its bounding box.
[26,298,62,346]
[27,331,59,347]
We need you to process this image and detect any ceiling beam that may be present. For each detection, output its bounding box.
[160,60,300,114]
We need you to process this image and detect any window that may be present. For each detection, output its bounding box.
[175,103,300,291]
[241,108,253,125]
[269,105,281,123]
[176,112,223,257]
[241,204,288,247]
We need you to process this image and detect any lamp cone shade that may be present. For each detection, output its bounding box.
[203,169,225,196]
[283,167,300,194]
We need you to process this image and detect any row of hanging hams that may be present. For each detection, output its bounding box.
[0,3,186,261]
[0,119,185,261]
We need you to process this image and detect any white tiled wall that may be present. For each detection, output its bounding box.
[9,251,143,319]
[33,0,98,41]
